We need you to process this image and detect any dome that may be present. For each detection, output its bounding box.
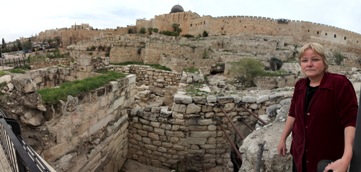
[170,5,184,13]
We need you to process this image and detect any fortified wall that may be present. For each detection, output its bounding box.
[136,10,361,49]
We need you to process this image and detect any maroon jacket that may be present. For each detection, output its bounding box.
[289,72,357,172]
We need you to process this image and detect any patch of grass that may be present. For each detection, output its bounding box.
[0,71,7,77]
[8,67,28,74]
[262,70,289,76]
[183,67,199,73]
[37,71,126,104]
[186,83,207,96]
[112,61,172,71]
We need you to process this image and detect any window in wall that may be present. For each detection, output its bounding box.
[204,21,206,24]
[190,24,193,27]
[325,33,328,36]
[317,31,319,34]
[308,30,310,32]
[344,37,347,40]
[334,34,337,38]
[221,27,224,30]
[244,26,246,28]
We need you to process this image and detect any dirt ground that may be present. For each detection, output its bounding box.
[121,159,172,172]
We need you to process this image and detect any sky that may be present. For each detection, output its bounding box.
[2,0,361,42]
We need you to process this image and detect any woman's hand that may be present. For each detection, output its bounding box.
[323,159,349,172]
[277,140,287,156]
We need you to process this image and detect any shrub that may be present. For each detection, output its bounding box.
[334,52,345,65]
[230,58,265,87]
[182,34,194,38]
[202,31,209,37]
[139,27,146,34]
[128,28,135,34]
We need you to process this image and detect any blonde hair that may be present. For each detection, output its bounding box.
[298,42,328,71]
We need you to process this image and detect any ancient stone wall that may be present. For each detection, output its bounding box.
[127,87,294,171]
[41,74,135,172]
[0,67,136,172]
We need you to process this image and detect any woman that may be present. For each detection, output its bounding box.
[277,43,357,172]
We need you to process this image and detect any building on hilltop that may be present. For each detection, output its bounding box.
[170,4,184,13]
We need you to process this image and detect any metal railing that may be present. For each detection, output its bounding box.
[0,109,52,172]
[0,57,28,70]
[217,102,270,172]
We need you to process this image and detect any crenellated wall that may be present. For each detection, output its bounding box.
[136,11,361,49]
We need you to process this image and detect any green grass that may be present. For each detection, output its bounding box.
[183,67,199,73]
[0,71,6,77]
[37,71,126,104]
[8,67,28,74]
[111,61,172,71]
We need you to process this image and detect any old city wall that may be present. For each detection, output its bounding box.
[37,27,129,46]
[137,12,361,50]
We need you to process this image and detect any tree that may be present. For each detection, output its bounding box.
[172,23,180,32]
[16,39,22,51]
[1,38,6,49]
[22,39,32,53]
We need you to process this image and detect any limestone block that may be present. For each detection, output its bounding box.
[89,114,114,135]
[256,95,269,103]
[207,95,217,104]
[165,131,185,138]
[202,105,213,112]
[154,128,165,135]
[242,96,256,103]
[142,137,152,144]
[12,74,37,93]
[0,75,11,84]
[193,96,207,104]
[20,110,44,126]
[145,144,158,151]
[167,118,183,125]
[217,96,234,104]
[172,104,186,113]
[174,94,193,104]
[142,125,154,132]
[186,103,201,114]
[190,131,217,138]
[184,138,207,144]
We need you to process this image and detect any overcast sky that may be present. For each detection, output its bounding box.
[2,0,361,42]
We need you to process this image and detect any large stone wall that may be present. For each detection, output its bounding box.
[41,74,135,172]
[127,86,294,171]
[136,11,361,49]
[0,67,136,172]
